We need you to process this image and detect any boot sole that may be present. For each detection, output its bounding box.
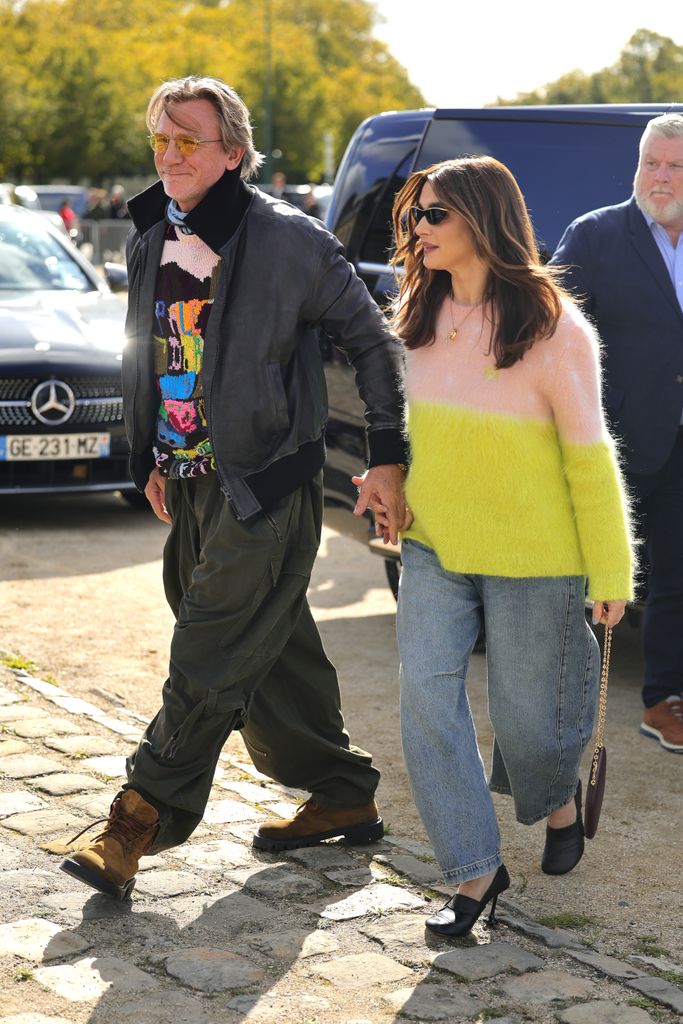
[640,724,683,752]
[252,816,384,852]
[59,858,136,900]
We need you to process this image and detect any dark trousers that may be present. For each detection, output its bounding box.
[125,471,379,853]
[628,428,683,707]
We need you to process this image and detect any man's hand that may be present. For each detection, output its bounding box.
[145,467,171,524]
[351,464,406,546]
[591,600,627,628]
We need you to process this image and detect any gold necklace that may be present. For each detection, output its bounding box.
[447,297,480,341]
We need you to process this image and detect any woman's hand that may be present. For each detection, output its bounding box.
[353,473,413,543]
[591,600,627,628]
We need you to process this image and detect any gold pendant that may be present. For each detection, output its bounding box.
[448,328,458,341]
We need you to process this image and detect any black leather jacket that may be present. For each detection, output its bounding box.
[122,172,407,519]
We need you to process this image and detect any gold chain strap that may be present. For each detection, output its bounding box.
[590,625,612,787]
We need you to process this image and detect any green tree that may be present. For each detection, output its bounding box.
[498,29,683,106]
[0,0,425,185]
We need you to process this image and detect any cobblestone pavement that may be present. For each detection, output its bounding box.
[1,666,682,1024]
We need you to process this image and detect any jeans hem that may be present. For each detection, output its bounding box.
[442,852,502,884]
[514,784,579,826]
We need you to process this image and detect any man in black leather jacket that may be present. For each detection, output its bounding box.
[60,76,407,901]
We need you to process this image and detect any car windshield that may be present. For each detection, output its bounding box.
[0,214,92,292]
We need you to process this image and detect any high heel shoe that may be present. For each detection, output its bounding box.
[425,864,510,937]
[541,780,584,875]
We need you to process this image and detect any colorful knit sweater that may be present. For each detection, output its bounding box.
[403,298,634,601]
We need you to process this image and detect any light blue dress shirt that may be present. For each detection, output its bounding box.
[645,214,683,423]
[645,214,683,313]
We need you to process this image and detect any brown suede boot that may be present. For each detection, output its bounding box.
[60,789,159,899]
[253,798,383,851]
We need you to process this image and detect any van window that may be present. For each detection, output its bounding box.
[330,113,428,265]
[418,118,642,256]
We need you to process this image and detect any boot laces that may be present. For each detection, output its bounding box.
[66,797,156,848]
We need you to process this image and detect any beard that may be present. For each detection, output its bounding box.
[635,185,683,226]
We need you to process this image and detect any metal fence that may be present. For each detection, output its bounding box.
[79,219,131,265]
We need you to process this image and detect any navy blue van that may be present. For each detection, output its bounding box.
[322,103,683,603]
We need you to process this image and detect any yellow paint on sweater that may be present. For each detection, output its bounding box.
[403,402,634,600]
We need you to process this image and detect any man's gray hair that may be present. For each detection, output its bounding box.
[146,76,265,180]
[639,112,683,155]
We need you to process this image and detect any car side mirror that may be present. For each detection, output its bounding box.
[103,261,128,293]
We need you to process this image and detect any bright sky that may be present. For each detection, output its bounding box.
[372,1,682,107]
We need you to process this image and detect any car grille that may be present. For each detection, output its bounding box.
[0,375,124,428]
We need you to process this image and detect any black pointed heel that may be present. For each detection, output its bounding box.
[425,864,510,938]
[541,781,585,875]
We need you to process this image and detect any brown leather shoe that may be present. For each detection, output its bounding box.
[640,696,683,753]
[60,789,159,899]
[253,798,383,851]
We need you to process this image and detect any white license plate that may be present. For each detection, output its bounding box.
[0,433,111,461]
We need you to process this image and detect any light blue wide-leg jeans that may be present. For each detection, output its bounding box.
[397,539,599,884]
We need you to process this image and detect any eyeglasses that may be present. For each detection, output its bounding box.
[148,132,223,156]
[409,206,451,226]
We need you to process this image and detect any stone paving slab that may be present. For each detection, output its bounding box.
[111,992,222,1024]
[81,754,128,778]
[626,975,683,1013]
[64,793,114,818]
[164,946,266,992]
[317,881,426,920]
[227,865,324,897]
[500,966,595,1003]
[0,739,31,757]
[631,953,683,977]
[9,719,83,739]
[0,685,22,705]
[374,851,442,886]
[385,983,485,1021]
[43,735,121,756]
[31,772,108,796]
[173,838,251,870]
[0,706,51,723]
[203,797,266,824]
[134,869,204,898]
[0,755,66,779]
[214,778,276,803]
[0,809,85,837]
[568,947,646,980]
[33,955,160,1001]
[499,911,585,949]
[0,789,49,818]
[559,1001,657,1023]
[247,926,340,960]
[432,939,544,980]
[0,916,91,960]
[309,951,414,987]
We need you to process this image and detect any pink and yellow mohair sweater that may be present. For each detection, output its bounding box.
[403,298,635,601]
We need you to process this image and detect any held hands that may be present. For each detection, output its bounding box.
[591,600,627,628]
[145,467,172,524]
[352,465,412,546]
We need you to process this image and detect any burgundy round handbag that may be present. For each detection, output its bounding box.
[585,625,612,840]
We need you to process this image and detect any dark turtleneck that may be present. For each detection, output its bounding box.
[127,165,252,254]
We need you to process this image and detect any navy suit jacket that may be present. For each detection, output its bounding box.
[550,197,683,476]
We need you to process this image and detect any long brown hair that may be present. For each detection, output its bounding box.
[391,157,566,368]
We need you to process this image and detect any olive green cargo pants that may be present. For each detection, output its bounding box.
[125,471,379,853]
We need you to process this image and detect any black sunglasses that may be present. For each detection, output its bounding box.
[409,205,451,226]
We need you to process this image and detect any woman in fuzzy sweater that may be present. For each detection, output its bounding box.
[378,157,634,938]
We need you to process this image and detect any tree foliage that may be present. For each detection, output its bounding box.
[0,0,425,184]
[498,29,683,106]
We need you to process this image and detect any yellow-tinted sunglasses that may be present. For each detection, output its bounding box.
[148,132,222,157]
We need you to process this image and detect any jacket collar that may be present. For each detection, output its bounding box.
[127,167,252,253]
[627,195,683,316]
